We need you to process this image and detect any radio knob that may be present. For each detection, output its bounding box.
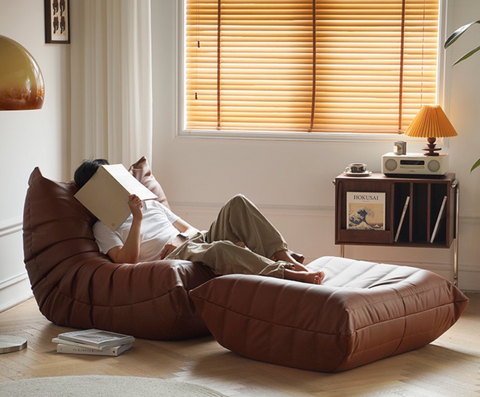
[385,159,397,172]
[428,159,441,173]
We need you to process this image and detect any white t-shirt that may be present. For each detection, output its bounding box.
[93,200,180,262]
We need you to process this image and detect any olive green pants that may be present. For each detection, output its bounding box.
[167,194,293,278]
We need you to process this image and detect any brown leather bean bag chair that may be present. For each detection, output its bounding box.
[190,256,469,372]
[23,157,215,340]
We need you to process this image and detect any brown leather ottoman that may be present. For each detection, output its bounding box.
[23,158,215,340]
[190,256,469,372]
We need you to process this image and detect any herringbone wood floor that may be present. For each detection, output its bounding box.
[0,294,479,397]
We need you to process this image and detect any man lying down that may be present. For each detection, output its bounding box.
[74,159,324,285]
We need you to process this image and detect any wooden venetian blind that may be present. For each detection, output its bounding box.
[185,0,439,134]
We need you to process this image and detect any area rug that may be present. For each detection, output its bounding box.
[0,375,227,397]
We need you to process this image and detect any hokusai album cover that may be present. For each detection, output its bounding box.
[347,192,385,230]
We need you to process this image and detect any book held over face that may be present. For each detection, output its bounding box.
[75,164,157,231]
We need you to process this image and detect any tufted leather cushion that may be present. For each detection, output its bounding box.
[190,256,469,372]
[128,156,170,209]
[23,160,215,340]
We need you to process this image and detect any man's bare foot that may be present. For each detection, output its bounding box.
[284,269,325,285]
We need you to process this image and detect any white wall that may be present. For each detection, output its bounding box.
[0,0,70,311]
[446,0,480,291]
[151,0,480,291]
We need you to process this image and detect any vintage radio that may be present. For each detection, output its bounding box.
[381,152,449,176]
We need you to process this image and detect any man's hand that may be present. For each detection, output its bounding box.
[159,235,188,259]
[108,195,143,264]
[128,194,143,220]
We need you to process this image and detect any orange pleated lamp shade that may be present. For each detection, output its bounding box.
[0,35,45,110]
[404,105,457,138]
[404,105,457,155]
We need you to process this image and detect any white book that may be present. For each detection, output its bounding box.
[56,343,132,356]
[74,164,157,231]
[394,196,410,242]
[57,329,135,349]
[52,337,104,351]
[430,196,448,243]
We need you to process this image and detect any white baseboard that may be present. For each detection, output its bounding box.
[0,274,32,313]
[0,216,22,238]
[0,217,33,312]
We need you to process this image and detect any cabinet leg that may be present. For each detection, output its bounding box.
[453,183,460,286]
[453,238,458,286]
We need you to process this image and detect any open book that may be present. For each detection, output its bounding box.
[74,164,157,230]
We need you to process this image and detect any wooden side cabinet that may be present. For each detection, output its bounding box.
[334,173,459,284]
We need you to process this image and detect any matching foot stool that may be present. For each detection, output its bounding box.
[190,256,469,372]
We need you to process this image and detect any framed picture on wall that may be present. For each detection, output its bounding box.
[44,0,70,44]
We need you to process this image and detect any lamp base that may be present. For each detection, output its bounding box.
[0,335,27,354]
[423,137,441,156]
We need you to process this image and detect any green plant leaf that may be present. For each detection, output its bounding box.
[453,45,480,65]
[471,158,480,172]
[445,20,480,48]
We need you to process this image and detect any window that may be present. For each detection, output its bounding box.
[185,0,440,134]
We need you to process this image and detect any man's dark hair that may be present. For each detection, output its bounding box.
[74,159,110,188]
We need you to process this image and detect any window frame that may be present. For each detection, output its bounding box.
[176,0,449,144]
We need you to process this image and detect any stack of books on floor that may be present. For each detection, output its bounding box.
[53,329,135,356]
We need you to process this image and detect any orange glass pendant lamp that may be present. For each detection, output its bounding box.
[404,105,458,156]
[0,35,44,352]
[0,35,44,110]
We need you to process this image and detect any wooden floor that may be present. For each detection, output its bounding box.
[0,294,479,397]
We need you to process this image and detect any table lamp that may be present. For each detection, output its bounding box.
[404,105,458,156]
